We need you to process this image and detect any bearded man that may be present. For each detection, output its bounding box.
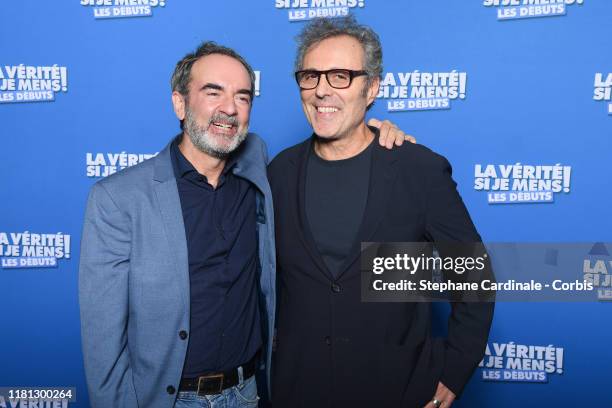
[79,41,274,408]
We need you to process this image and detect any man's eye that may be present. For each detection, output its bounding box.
[332,72,348,80]
[207,92,219,96]
[304,72,318,80]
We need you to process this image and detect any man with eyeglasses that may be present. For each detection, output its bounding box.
[268,16,494,408]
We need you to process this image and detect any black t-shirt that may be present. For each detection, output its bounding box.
[305,139,373,277]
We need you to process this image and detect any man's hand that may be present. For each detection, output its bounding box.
[423,382,456,408]
[368,118,416,149]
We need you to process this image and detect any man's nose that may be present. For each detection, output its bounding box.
[219,94,238,116]
[314,73,333,98]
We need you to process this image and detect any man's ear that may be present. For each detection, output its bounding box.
[366,76,380,106]
[171,91,186,121]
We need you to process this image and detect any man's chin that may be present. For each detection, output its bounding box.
[210,134,235,146]
[207,130,248,156]
[208,129,240,145]
[312,128,341,142]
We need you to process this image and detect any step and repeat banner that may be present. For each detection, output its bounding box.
[1,1,610,407]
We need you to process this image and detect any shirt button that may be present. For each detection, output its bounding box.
[166,385,176,395]
[324,336,331,346]
[179,330,188,340]
[331,283,341,293]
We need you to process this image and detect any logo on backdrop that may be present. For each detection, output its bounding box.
[275,0,365,22]
[483,0,584,21]
[81,0,166,19]
[0,65,68,104]
[377,71,467,112]
[583,243,612,301]
[480,341,564,382]
[86,152,158,178]
[254,71,261,96]
[0,231,71,269]
[474,163,571,204]
[593,73,612,116]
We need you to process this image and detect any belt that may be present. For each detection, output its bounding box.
[179,353,258,395]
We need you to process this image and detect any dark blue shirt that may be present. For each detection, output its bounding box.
[171,137,261,377]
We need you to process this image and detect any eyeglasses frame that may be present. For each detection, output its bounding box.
[294,69,369,90]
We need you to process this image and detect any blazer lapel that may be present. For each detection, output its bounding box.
[152,145,190,315]
[335,143,400,280]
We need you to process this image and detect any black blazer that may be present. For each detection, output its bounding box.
[268,137,494,408]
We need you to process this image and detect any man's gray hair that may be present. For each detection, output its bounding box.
[294,15,383,86]
[171,41,256,99]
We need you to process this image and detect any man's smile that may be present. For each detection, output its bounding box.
[316,105,339,113]
[208,117,238,136]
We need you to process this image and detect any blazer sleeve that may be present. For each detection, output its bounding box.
[424,155,494,398]
[79,182,138,408]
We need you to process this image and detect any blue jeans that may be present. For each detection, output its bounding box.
[175,367,259,408]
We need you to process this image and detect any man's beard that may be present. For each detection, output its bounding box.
[184,106,249,159]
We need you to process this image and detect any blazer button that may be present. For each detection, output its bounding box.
[166,385,176,395]
[331,283,341,293]
[324,336,331,346]
[179,330,188,340]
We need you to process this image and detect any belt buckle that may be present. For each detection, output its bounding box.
[197,373,224,396]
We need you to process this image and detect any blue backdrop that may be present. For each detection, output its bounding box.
[1,1,610,407]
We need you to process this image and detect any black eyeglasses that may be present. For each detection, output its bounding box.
[294,69,368,90]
